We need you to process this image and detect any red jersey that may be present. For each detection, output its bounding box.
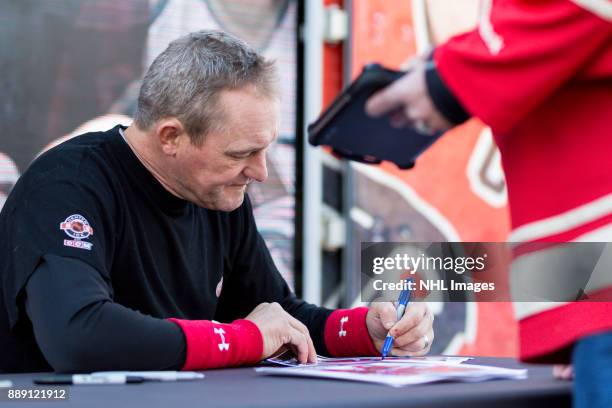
[434,0,612,363]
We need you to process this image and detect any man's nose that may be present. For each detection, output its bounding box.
[246,151,268,183]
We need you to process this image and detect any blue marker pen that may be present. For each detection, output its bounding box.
[381,278,413,359]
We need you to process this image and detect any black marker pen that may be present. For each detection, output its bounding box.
[34,374,144,385]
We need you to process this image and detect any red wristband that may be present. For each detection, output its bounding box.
[324,307,379,357]
[168,318,263,370]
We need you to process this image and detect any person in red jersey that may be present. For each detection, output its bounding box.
[366,1,612,407]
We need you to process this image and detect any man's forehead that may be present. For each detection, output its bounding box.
[217,86,280,115]
[214,88,280,149]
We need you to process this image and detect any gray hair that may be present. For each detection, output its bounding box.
[134,30,278,145]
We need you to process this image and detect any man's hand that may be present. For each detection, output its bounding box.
[366,301,434,357]
[365,56,453,133]
[245,302,317,364]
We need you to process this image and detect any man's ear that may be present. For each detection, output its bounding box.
[154,118,187,156]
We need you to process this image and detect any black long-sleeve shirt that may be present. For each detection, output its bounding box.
[25,255,187,373]
[0,125,332,373]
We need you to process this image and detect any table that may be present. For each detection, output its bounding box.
[0,358,571,408]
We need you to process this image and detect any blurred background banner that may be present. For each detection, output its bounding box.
[0,0,298,289]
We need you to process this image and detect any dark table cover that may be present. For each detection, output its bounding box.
[0,357,571,408]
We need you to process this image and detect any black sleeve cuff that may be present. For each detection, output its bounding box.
[425,56,471,126]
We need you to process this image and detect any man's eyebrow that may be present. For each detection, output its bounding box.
[225,146,264,155]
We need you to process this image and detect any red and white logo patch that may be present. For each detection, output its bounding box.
[60,214,93,250]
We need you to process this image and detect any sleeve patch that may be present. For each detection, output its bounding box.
[60,214,94,250]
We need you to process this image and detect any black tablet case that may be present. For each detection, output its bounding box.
[307,64,443,169]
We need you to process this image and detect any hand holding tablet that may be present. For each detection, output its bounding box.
[308,64,444,170]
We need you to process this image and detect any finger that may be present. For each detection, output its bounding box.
[287,326,309,364]
[428,109,454,132]
[411,97,453,133]
[389,303,427,337]
[287,344,302,362]
[388,347,413,357]
[405,103,436,131]
[365,74,412,118]
[283,330,308,364]
[404,104,421,123]
[375,302,398,331]
[398,328,434,355]
[306,334,317,363]
[280,311,311,364]
[399,53,427,71]
[394,328,433,357]
[287,316,317,364]
[393,311,431,348]
[288,317,316,363]
[399,56,419,71]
